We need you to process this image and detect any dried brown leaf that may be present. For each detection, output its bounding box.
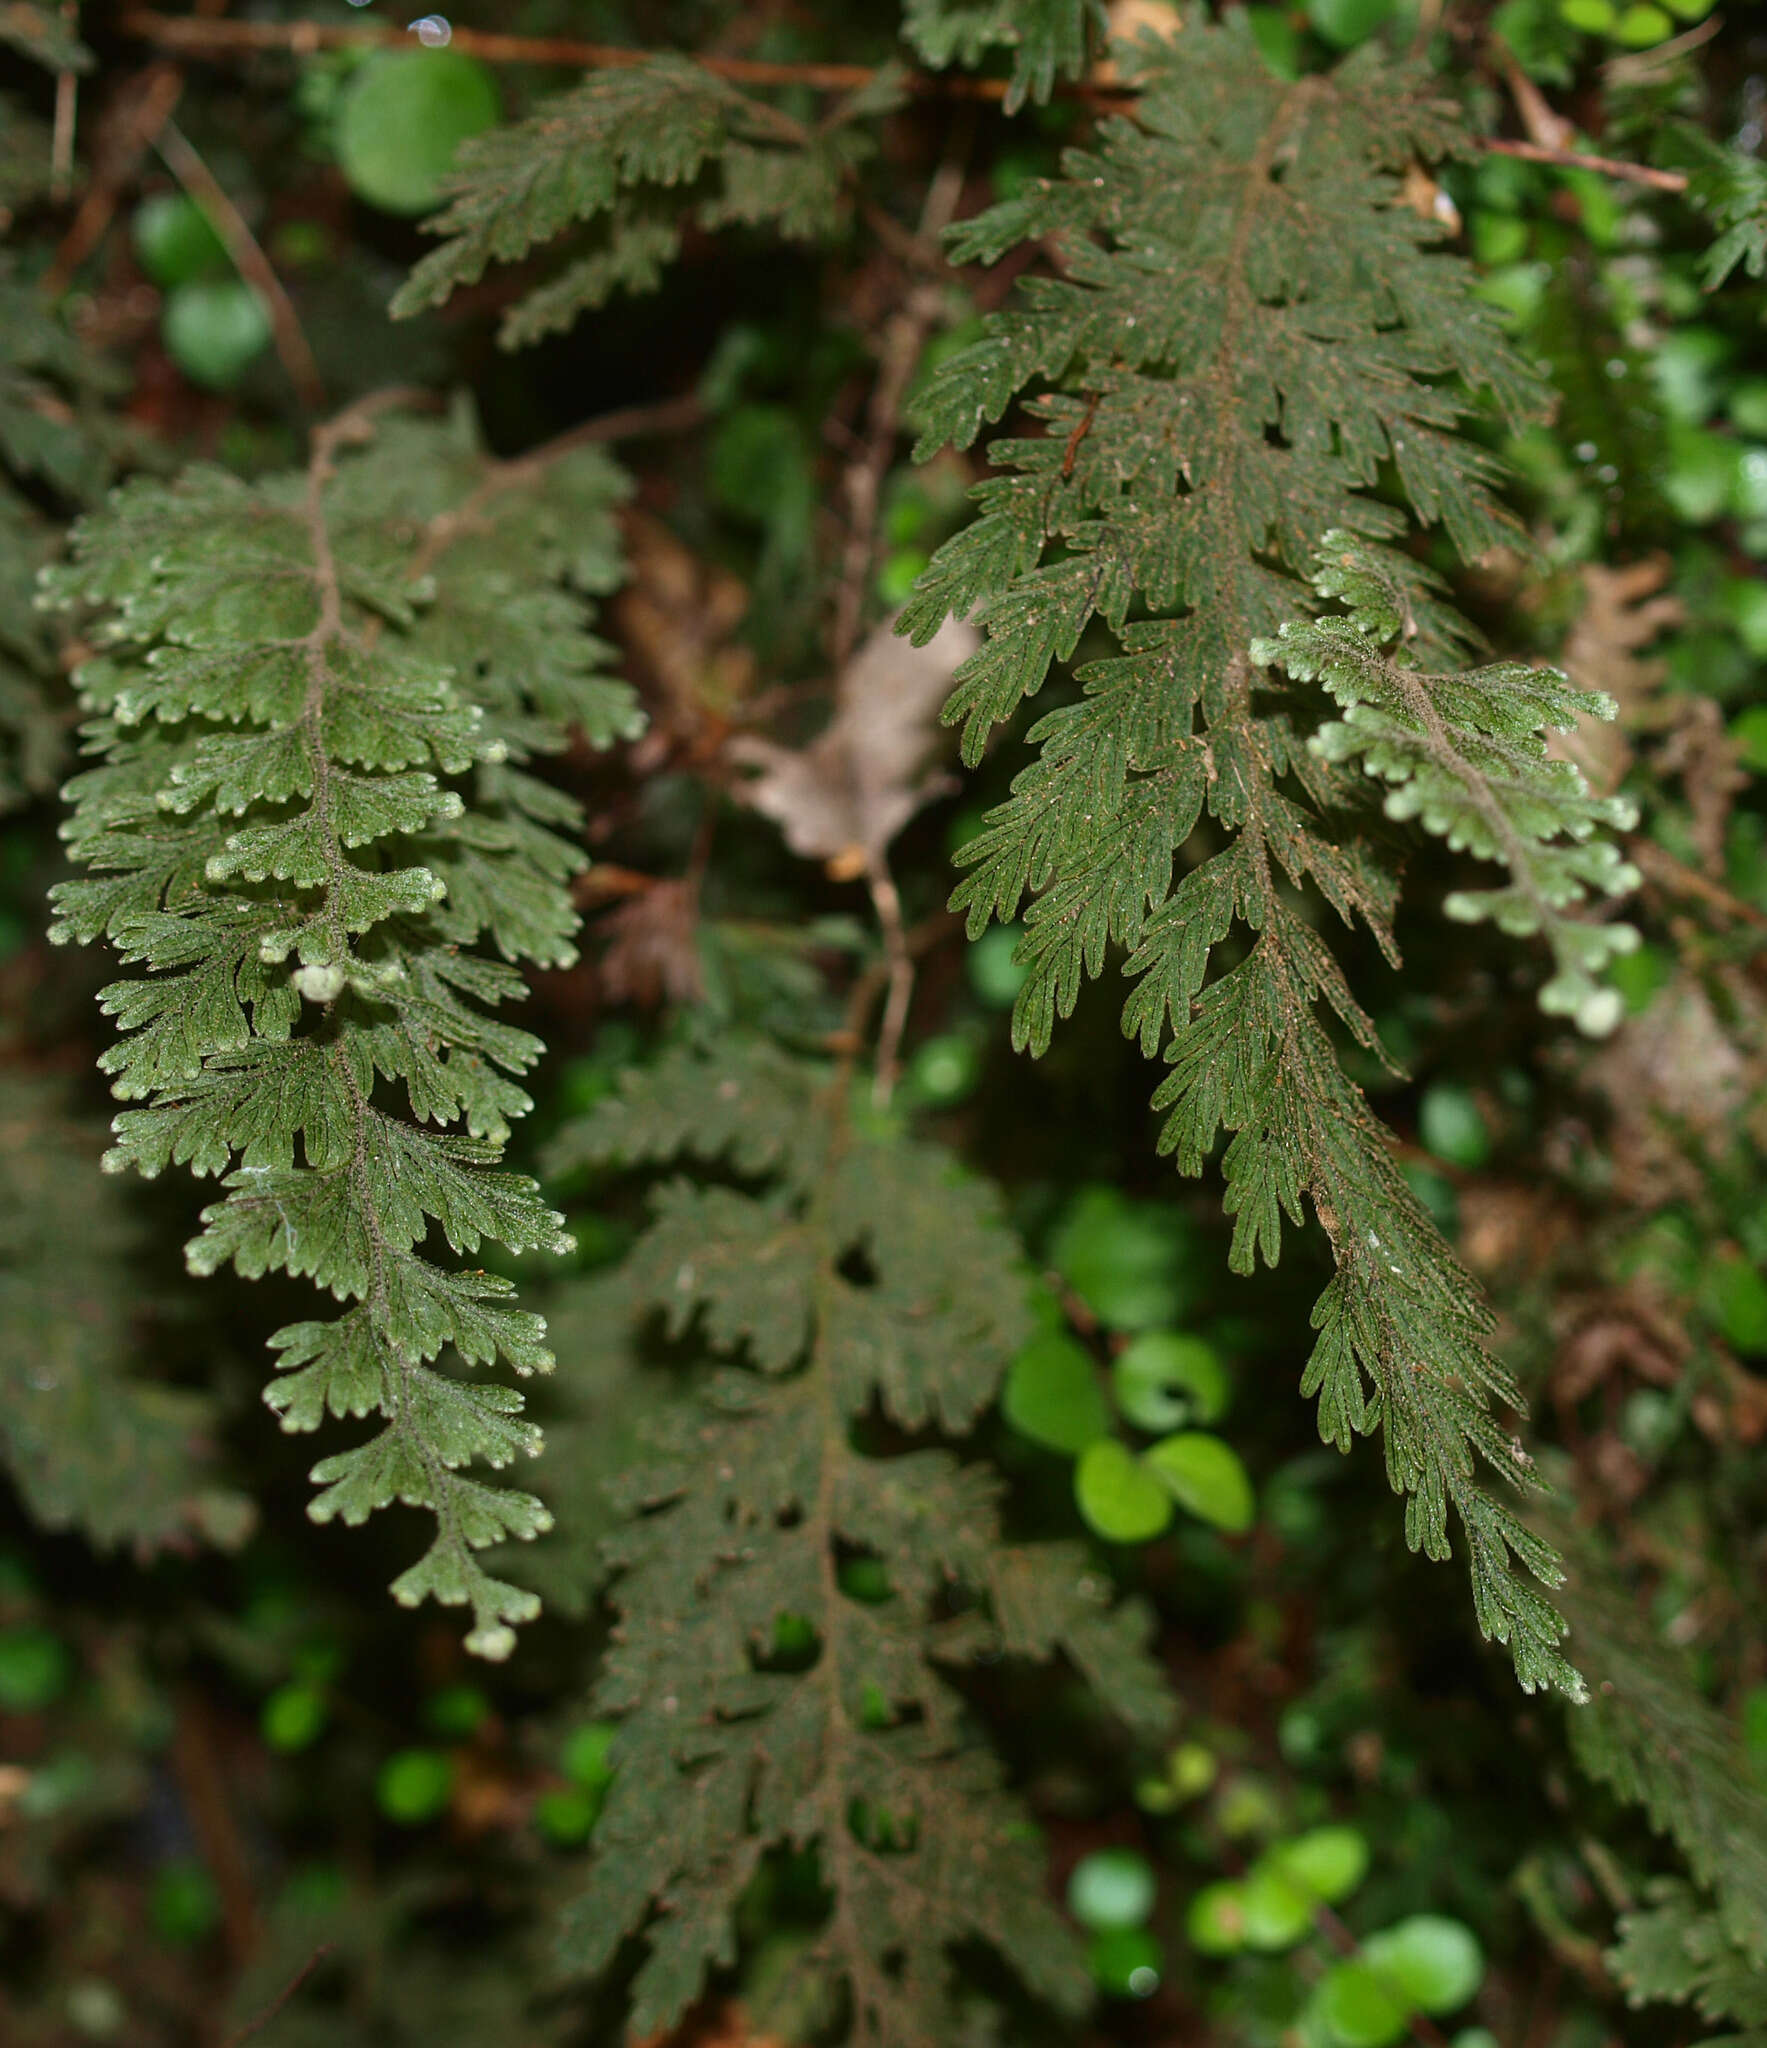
[728,613,978,874]
[613,511,756,764]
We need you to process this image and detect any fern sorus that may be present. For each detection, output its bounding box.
[390,60,894,347]
[902,9,1601,1697]
[544,1034,1171,2041]
[44,397,642,1658]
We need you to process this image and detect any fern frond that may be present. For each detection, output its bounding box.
[901,0,1104,112]
[903,9,1586,1697]
[44,397,641,1658]
[1255,533,1640,1036]
[0,1070,251,1553]
[0,0,91,73]
[549,1036,1171,2041]
[1609,1880,1767,2040]
[1658,124,1767,289]
[1549,1521,1767,1967]
[390,62,889,343]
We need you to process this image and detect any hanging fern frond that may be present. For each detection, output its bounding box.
[44,396,641,1658]
[546,1033,1171,2042]
[902,8,1596,1698]
[390,60,897,346]
[901,0,1105,112]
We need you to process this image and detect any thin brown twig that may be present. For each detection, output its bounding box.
[50,4,78,200]
[43,0,232,296]
[120,4,1693,201]
[1483,136,1688,193]
[153,118,325,407]
[1629,834,1767,931]
[865,861,914,1109]
[119,7,1105,102]
[218,1943,336,2048]
[829,123,968,673]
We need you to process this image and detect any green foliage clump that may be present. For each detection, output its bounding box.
[45,399,640,1657]
[392,59,893,346]
[545,1033,1170,2038]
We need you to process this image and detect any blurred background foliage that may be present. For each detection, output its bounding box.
[1,1,1766,2044]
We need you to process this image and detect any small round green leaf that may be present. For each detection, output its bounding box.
[0,1625,71,1712]
[335,50,500,216]
[1613,2,1672,41]
[968,925,1028,1007]
[1075,1439,1173,1543]
[424,1682,492,1738]
[1239,1861,1315,1951]
[1272,1825,1370,1905]
[260,1681,327,1753]
[534,1785,601,1847]
[1308,0,1397,47]
[161,279,272,390]
[1418,1083,1490,1169]
[150,1859,221,1946]
[375,1747,454,1826]
[1186,1879,1246,1955]
[1316,1960,1410,2048]
[1067,1847,1157,1932]
[1558,0,1616,26]
[132,192,228,287]
[562,1721,618,1789]
[1363,1915,1483,2014]
[1144,1431,1255,1534]
[1004,1330,1111,1455]
[1049,1186,1201,1332]
[1113,1330,1230,1432]
[905,1032,981,1106]
[839,1556,891,1604]
[1702,1251,1767,1356]
[1087,1925,1163,1998]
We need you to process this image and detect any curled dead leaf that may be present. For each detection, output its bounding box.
[728,613,979,875]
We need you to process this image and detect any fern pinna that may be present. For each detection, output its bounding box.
[46,397,641,1657]
[902,10,1638,1700]
[545,1034,1170,2041]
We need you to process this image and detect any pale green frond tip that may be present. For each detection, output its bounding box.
[1269,534,1643,1041]
[50,405,636,1658]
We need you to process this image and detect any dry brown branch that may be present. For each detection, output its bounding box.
[1628,835,1767,931]
[828,123,967,670]
[117,8,1694,198]
[1482,137,1688,193]
[219,1945,336,2048]
[43,0,232,295]
[118,7,1088,101]
[153,118,324,407]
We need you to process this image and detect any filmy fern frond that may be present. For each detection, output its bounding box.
[903,10,1589,1697]
[45,396,641,1658]
[391,60,893,345]
[549,1035,1170,2042]
[0,1070,251,1554]
[1255,534,1641,1036]
[901,0,1103,113]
